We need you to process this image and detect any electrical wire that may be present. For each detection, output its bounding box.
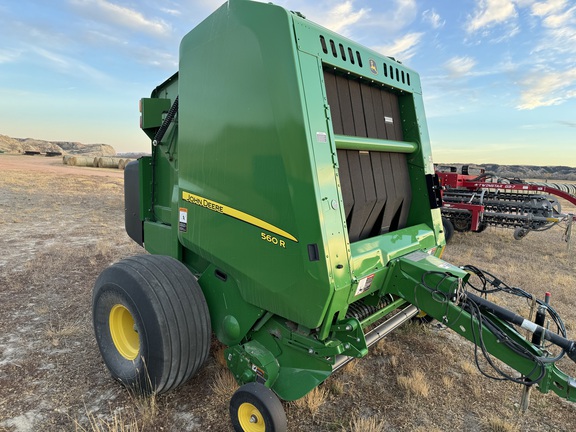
[460,265,570,382]
[463,295,546,385]
[417,265,569,385]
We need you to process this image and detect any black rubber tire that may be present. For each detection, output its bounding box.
[475,223,488,233]
[453,215,472,232]
[230,383,287,432]
[513,227,529,240]
[441,217,455,243]
[92,254,211,394]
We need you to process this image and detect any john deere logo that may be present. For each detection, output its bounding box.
[369,59,378,75]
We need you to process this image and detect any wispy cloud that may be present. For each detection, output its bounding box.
[530,0,576,55]
[69,0,171,36]
[158,7,181,17]
[373,32,423,61]
[466,0,518,33]
[517,68,576,109]
[0,48,21,64]
[31,46,113,83]
[422,9,445,29]
[314,1,370,36]
[444,56,477,78]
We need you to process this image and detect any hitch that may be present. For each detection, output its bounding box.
[387,252,576,402]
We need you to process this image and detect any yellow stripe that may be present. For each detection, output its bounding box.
[182,191,298,243]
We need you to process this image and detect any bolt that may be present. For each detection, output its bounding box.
[250,415,258,424]
[345,325,352,331]
[344,344,350,350]
[308,348,314,354]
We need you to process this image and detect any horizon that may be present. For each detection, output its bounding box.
[1,0,575,166]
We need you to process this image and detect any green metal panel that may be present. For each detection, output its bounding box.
[140,98,171,130]
[177,1,339,329]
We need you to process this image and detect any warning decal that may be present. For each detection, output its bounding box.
[178,208,187,232]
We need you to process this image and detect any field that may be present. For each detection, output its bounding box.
[1,154,575,432]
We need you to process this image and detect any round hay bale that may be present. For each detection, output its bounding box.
[69,156,94,167]
[97,157,121,169]
[63,155,73,165]
[118,158,133,170]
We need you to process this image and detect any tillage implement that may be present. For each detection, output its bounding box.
[91,1,576,430]
[437,165,576,241]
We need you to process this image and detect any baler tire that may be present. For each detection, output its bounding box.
[92,254,211,395]
[441,217,454,243]
[230,382,287,432]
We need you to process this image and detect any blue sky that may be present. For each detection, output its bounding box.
[1,0,575,166]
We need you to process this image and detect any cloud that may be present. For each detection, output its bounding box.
[0,49,21,64]
[466,0,518,33]
[373,32,423,61]
[68,0,171,36]
[30,46,113,84]
[531,0,567,17]
[314,1,370,35]
[391,0,418,28]
[422,9,445,29]
[517,68,576,109]
[444,56,477,78]
[158,7,181,17]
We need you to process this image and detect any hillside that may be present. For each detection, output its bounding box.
[438,163,576,181]
[0,134,115,157]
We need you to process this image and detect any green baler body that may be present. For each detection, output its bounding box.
[137,0,446,400]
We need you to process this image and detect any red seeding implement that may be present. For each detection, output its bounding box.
[437,165,576,242]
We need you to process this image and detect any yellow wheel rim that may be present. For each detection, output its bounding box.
[237,402,265,432]
[109,304,139,360]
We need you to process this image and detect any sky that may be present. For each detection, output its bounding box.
[0,0,575,166]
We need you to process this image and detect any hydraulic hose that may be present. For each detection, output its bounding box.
[466,292,576,362]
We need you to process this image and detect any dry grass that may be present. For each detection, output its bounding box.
[397,369,430,398]
[210,370,238,403]
[460,360,479,376]
[74,406,141,432]
[345,415,386,432]
[293,386,328,416]
[46,316,85,347]
[482,417,520,432]
[342,358,364,377]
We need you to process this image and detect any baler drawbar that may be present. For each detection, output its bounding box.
[92,1,576,430]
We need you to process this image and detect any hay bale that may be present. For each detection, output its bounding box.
[93,157,100,167]
[69,156,94,167]
[97,157,121,169]
[118,158,133,170]
[62,155,73,165]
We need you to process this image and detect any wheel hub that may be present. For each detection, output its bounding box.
[109,304,140,360]
[238,402,265,432]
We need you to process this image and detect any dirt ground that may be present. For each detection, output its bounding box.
[1,155,575,432]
